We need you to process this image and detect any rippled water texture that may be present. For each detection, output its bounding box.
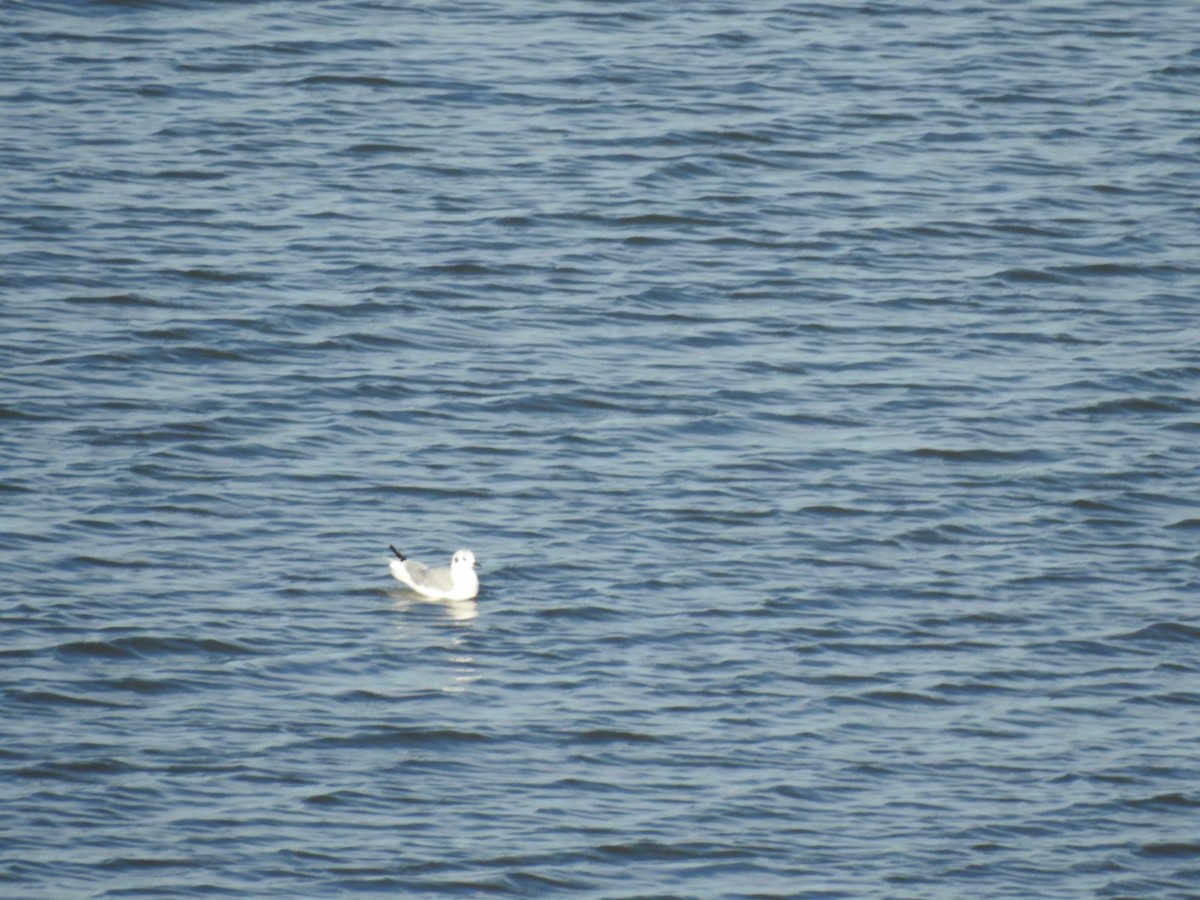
[3,1,1199,897]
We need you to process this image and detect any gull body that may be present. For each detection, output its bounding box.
[388,546,479,601]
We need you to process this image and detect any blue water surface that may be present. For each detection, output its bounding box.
[2,1,1199,897]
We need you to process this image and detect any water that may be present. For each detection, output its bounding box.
[3,1,1199,897]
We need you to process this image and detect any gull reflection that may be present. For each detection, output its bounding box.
[387,590,479,693]
[389,589,479,622]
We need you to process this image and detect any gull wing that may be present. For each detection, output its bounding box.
[398,559,455,594]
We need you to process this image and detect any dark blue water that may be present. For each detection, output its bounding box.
[3,1,1199,897]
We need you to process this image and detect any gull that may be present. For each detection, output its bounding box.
[388,546,479,601]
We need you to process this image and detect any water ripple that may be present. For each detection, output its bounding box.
[3,0,1199,897]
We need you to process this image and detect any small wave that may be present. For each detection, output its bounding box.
[1065,396,1189,417]
[989,267,1076,284]
[897,524,984,545]
[1128,793,1200,811]
[62,293,163,307]
[153,167,226,180]
[1069,498,1126,512]
[69,555,151,570]
[10,689,128,709]
[1114,622,1200,645]
[309,726,492,750]
[595,840,748,862]
[1030,637,1139,658]
[344,142,426,155]
[1127,691,1200,708]
[1139,841,1200,859]
[294,74,407,88]
[0,407,48,423]
[1061,261,1187,279]
[55,635,259,659]
[19,757,138,779]
[98,856,196,871]
[303,789,371,807]
[161,267,271,284]
[857,689,954,707]
[570,728,661,745]
[911,446,1049,463]
[801,503,869,517]
[110,676,187,695]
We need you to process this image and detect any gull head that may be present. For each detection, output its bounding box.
[452,549,477,570]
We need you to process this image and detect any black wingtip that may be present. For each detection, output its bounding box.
[389,545,406,561]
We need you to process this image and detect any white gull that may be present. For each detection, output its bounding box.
[388,545,479,601]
